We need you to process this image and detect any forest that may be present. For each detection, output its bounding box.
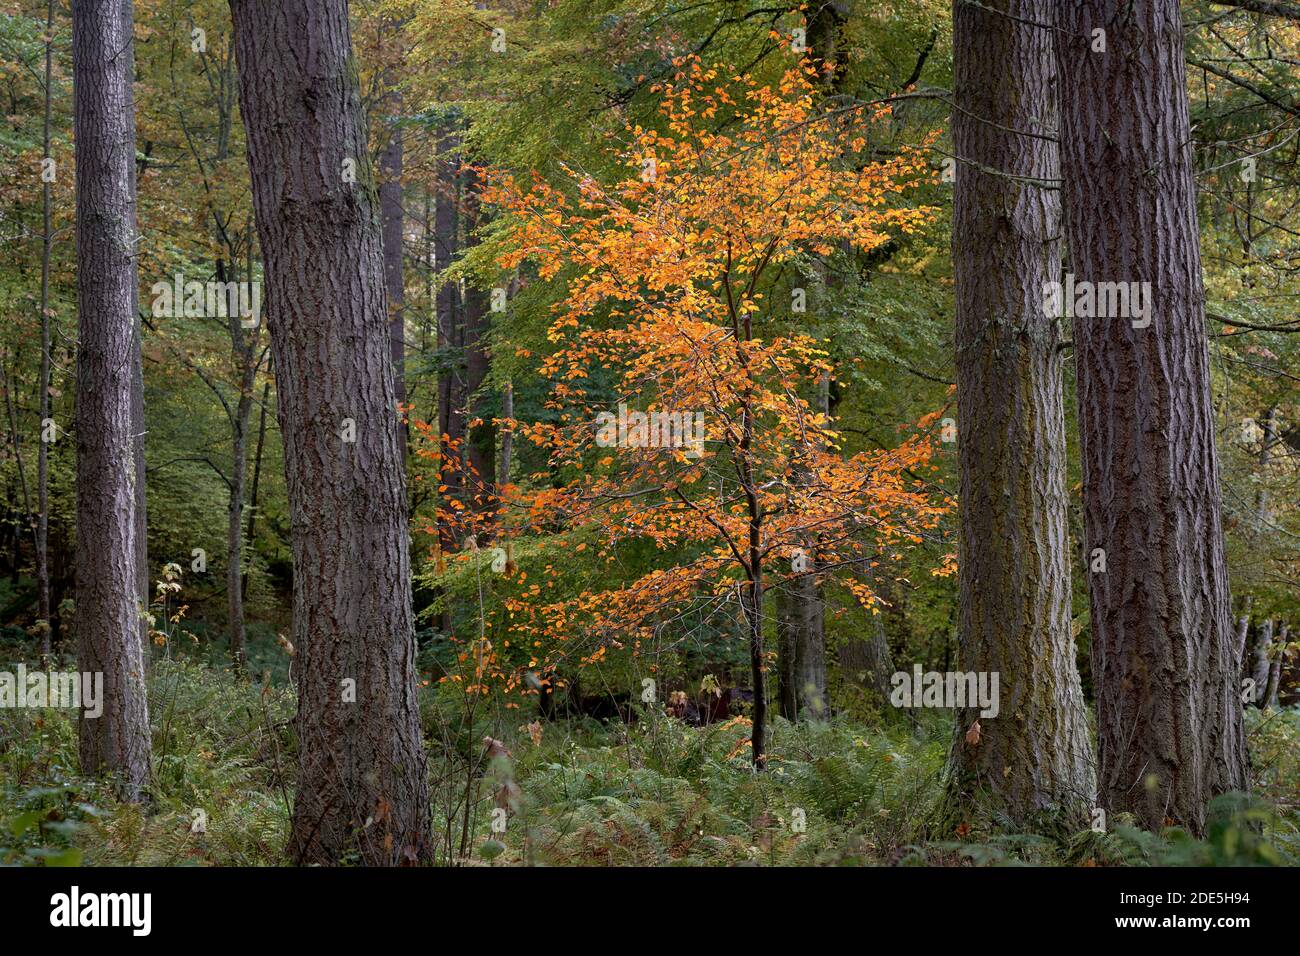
[0,0,1297,876]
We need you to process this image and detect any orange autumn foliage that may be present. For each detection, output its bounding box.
[432,56,950,698]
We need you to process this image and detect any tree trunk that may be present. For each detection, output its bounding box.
[1235,597,1253,677]
[497,380,513,490]
[946,0,1095,822]
[839,602,894,701]
[124,0,149,663]
[72,0,152,800]
[243,377,271,603]
[1263,622,1285,710]
[230,0,433,865]
[1249,617,1274,709]
[1056,0,1249,833]
[225,254,256,675]
[379,42,406,461]
[461,176,495,522]
[778,370,829,721]
[36,0,53,664]
[434,129,465,632]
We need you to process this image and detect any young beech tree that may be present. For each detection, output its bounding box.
[480,58,949,768]
[230,0,432,865]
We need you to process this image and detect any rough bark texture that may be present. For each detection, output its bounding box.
[1056,0,1249,833]
[230,0,432,865]
[72,0,152,800]
[946,0,1095,821]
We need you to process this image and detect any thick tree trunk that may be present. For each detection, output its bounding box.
[72,0,152,800]
[1056,0,1249,833]
[230,0,432,865]
[946,0,1095,822]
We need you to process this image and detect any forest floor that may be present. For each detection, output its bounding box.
[0,650,1296,867]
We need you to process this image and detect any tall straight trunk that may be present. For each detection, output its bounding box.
[124,0,149,661]
[435,129,464,632]
[946,0,1094,821]
[379,52,406,460]
[1056,0,1248,833]
[461,176,494,520]
[71,0,151,800]
[230,0,432,865]
[36,0,53,663]
[224,257,256,675]
[243,377,270,602]
[497,380,513,489]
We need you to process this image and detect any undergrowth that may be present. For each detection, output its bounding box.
[1,651,1295,867]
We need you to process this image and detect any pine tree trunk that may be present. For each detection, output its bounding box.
[230,0,432,865]
[946,0,1095,822]
[72,0,152,800]
[1056,0,1249,833]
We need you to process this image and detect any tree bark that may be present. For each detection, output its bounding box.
[36,0,53,664]
[461,176,495,521]
[1056,0,1249,833]
[378,34,406,461]
[434,129,464,633]
[124,0,149,663]
[1249,617,1274,708]
[243,377,271,602]
[230,0,432,865]
[946,0,1095,822]
[72,0,152,800]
